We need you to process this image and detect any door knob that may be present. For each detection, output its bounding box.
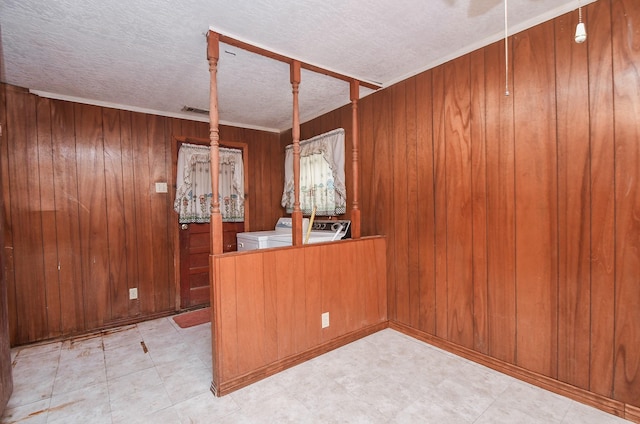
[181,224,188,230]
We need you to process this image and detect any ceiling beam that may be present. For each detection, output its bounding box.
[214,31,382,91]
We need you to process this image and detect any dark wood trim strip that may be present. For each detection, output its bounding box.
[626,405,640,423]
[11,311,177,349]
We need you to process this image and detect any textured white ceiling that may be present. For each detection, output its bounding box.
[0,0,593,132]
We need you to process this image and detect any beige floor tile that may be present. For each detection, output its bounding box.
[223,390,318,424]
[101,325,141,351]
[47,382,111,424]
[0,399,49,424]
[3,319,636,424]
[562,401,633,424]
[108,367,173,422]
[155,355,211,404]
[173,391,241,423]
[104,341,154,380]
[11,341,61,359]
[489,380,573,423]
[7,351,59,409]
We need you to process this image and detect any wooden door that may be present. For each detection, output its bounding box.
[179,221,244,309]
[173,136,249,310]
[179,222,210,309]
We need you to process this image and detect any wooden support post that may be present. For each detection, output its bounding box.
[350,80,361,239]
[207,31,223,255]
[291,60,303,246]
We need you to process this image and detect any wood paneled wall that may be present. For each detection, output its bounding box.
[211,236,387,395]
[298,0,640,413]
[2,0,638,415]
[0,84,283,346]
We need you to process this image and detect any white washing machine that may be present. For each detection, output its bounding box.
[236,217,309,251]
[237,218,350,251]
[269,219,351,246]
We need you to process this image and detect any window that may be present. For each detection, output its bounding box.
[281,128,346,216]
[174,143,244,223]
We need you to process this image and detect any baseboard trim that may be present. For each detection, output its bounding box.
[390,321,638,423]
[626,404,640,423]
[210,321,389,397]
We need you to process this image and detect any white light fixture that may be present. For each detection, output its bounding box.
[575,7,587,43]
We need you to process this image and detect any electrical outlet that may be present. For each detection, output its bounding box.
[321,312,330,328]
[129,288,138,300]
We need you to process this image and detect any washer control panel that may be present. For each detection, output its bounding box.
[310,220,351,239]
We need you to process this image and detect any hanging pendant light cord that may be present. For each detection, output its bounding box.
[578,4,583,23]
[504,0,510,96]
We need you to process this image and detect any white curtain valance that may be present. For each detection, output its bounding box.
[174,143,244,223]
[281,128,346,215]
[218,147,245,222]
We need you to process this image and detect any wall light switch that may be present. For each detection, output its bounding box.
[129,288,138,300]
[155,182,168,193]
[321,312,330,328]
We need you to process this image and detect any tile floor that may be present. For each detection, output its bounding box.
[1,315,633,424]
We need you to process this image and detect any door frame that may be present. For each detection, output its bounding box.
[171,136,249,310]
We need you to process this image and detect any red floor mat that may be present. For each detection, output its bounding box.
[173,307,210,328]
